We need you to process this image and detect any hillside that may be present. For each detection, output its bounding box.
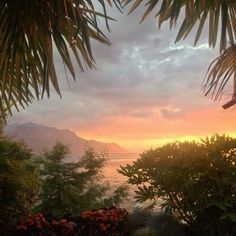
[5,122,128,154]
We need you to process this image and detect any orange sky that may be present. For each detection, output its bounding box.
[73,106,236,152]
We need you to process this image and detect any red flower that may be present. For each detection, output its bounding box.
[51,220,58,225]
[37,213,44,218]
[16,224,27,231]
[26,218,34,225]
[35,223,42,229]
[59,219,67,225]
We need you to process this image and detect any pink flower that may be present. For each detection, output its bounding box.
[16,224,27,230]
[59,219,67,225]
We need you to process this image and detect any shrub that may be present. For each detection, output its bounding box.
[146,213,190,236]
[77,207,129,236]
[119,134,236,235]
[127,208,150,233]
[128,210,189,236]
[15,207,129,236]
[15,213,76,236]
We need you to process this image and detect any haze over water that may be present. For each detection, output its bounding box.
[68,153,140,209]
[103,154,141,210]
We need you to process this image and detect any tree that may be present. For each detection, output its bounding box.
[37,143,127,217]
[123,0,236,108]
[0,137,41,231]
[0,0,121,119]
[119,134,236,235]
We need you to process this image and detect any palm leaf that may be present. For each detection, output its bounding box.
[123,0,236,105]
[123,0,236,50]
[0,0,121,119]
[203,45,236,102]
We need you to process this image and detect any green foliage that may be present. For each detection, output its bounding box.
[0,137,41,230]
[103,185,129,207]
[37,143,127,217]
[119,134,236,235]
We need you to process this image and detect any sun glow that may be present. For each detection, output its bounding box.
[74,132,236,154]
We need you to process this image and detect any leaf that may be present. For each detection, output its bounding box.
[203,45,236,101]
[0,0,121,119]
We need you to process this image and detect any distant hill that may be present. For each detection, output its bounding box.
[5,122,128,154]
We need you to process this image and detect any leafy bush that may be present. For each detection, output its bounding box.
[78,207,129,236]
[128,208,150,232]
[128,210,189,236]
[146,213,189,236]
[119,134,236,235]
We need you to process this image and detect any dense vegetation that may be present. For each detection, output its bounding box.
[1,135,236,235]
[0,138,128,235]
[119,134,236,235]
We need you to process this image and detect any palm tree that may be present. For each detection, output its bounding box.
[123,0,236,108]
[0,0,121,119]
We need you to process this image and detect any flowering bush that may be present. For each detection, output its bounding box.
[15,213,76,236]
[77,207,129,236]
[15,207,129,236]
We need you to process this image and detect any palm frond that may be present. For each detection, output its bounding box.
[123,0,236,51]
[203,45,236,102]
[123,0,236,106]
[0,0,121,119]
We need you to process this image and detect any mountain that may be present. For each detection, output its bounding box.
[5,122,128,154]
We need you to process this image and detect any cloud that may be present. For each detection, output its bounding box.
[8,6,233,151]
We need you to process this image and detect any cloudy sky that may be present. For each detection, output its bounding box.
[9,5,236,152]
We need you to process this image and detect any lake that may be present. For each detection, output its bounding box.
[68,153,140,209]
[67,153,163,211]
[102,154,138,187]
[102,155,139,209]
[67,153,138,184]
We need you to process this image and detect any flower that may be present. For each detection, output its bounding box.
[16,224,27,231]
[59,219,67,225]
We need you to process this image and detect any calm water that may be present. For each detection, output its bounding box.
[68,153,140,209]
[67,153,163,210]
[102,155,138,188]
[67,153,139,187]
[103,155,140,210]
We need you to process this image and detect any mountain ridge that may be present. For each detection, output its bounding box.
[5,122,128,154]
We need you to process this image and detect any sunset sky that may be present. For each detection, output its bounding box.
[9,6,236,153]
